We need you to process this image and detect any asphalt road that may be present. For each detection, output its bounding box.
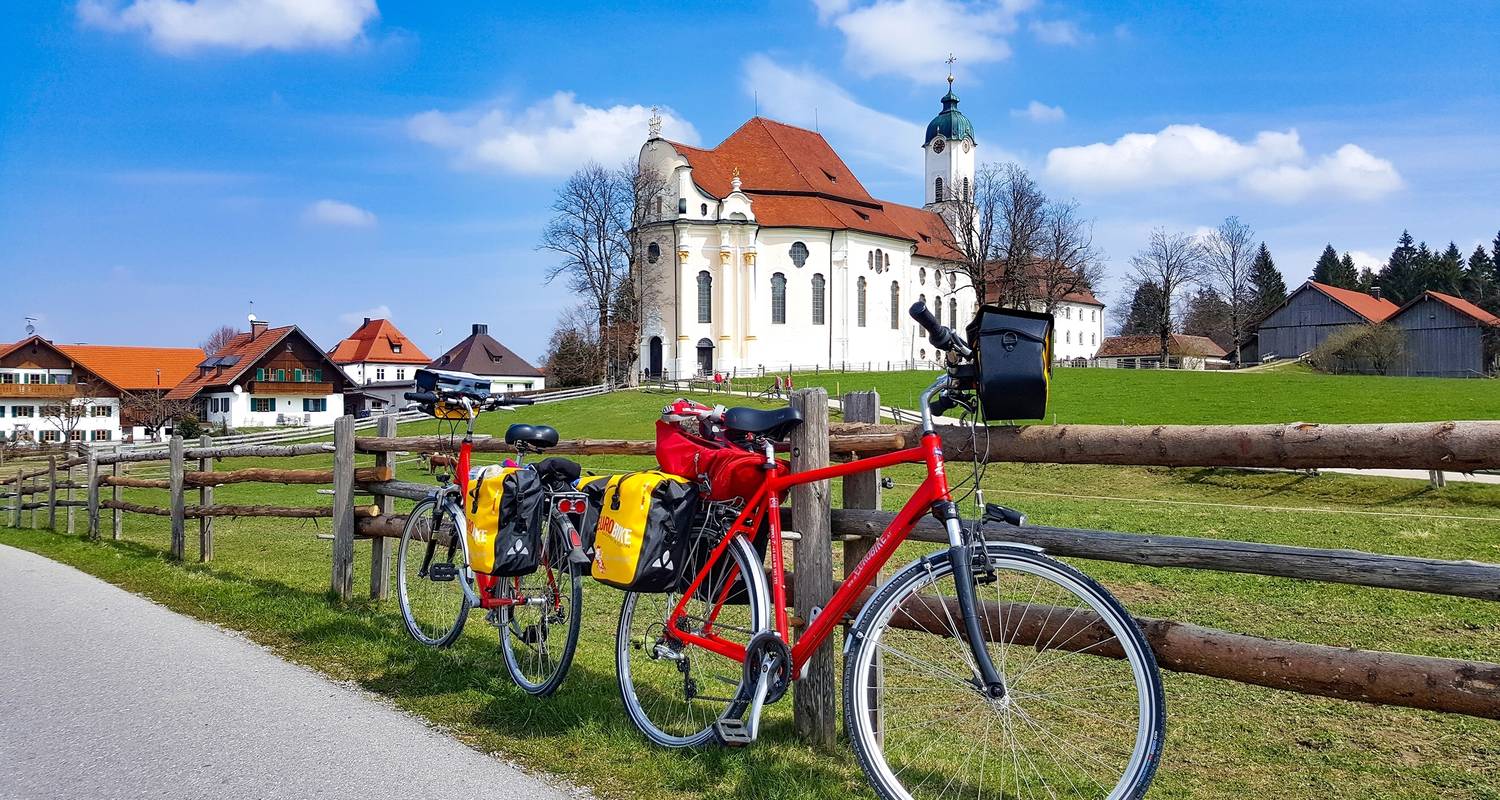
[0,544,585,800]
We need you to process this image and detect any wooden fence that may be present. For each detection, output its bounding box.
[4,391,1500,746]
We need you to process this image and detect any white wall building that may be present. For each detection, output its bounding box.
[166,320,352,429]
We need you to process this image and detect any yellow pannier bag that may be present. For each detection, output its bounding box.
[464,465,515,575]
[463,465,545,576]
[590,470,698,591]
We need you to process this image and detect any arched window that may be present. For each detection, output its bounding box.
[1066,330,1072,344]
[647,242,660,264]
[949,272,956,291]
[1065,307,1072,320]
[857,276,867,327]
[790,241,809,268]
[961,177,970,201]
[771,273,787,324]
[919,267,926,285]
[934,177,944,202]
[811,273,826,325]
[697,271,712,323]
[949,297,958,328]
[867,251,873,270]
[884,251,890,270]
[1092,333,1097,345]
[890,281,900,329]
[874,249,883,274]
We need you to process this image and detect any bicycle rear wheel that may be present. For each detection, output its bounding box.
[844,543,1164,800]
[396,498,470,647]
[615,533,770,748]
[499,509,584,697]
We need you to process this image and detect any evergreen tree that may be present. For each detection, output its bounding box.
[1182,288,1234,352]
[1335,253,1360,288]
[1120,282,1168,336]
[1356,267,1376,294]
[1422,242,1466,296]
[1378,231,1420,304]
[1247,242,1287,322]
[1466,244,1497,310]
[1492,231,1500,283]
[1311,244,1343,285]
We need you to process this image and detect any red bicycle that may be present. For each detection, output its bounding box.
[615,303,1165,799]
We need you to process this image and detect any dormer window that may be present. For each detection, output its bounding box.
[392,344,402,354]
[821,168,837,183]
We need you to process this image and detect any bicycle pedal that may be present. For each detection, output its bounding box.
[712,718,754,748]
[428,563,459,582]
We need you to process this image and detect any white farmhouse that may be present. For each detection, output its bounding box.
[166,319,351,429]
[633,86,988,378]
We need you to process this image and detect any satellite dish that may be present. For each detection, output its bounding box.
[232,385,244,395]
[25,323,35,336]
[248,313,258,323]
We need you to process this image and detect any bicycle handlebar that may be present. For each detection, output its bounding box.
[908,301,972,358]
[404,391,437,405]
[404,390,533,409]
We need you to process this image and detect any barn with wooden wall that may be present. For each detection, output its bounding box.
[1253,281,1399,361]
[1388,291,1499,377]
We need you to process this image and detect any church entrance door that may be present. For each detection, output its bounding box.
[647,336,662,378]
[696,338,714,376]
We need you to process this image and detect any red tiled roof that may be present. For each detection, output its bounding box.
[1096,334,1228,359]
[1412,290,1500,326]
[330,318,430,365]
[982,261,1105,307]
[665,117,959,260]
[56,344,206,391]
[1307,281,1399,323]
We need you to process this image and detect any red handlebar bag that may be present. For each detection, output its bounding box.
[655,421,787,502]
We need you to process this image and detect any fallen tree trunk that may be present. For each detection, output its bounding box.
[98,443,336,465]
[353,435,655,457]
[102,499,380,519]
[825,420,1500,471]
[356,513,456,544]
[785,574,1500,719]
[102,466,392,490]
[830,509,1500,602]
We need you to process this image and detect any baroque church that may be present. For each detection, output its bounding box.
[633,82,1102,378]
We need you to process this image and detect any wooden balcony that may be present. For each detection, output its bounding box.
[0,383,77,399]
[247,381,333,396]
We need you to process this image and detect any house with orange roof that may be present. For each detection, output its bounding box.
[632,82,983,378]
[1093,334,1229,370]
[1388,290,1499,377]
[1252,280,1400,360]
[330,317,434,415]
[0,336,203,444]
[165,318,351,429]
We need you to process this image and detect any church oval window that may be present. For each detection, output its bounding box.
[771,273,787,324]
[934,177,944,202]
[949,272,957,291]
[790,241,810,268]
[811,273,825,325]
[919,267,926,285]
[700,203,709,216]
[697,271,713,324]
[647,242,661,264]
[857,276,867,327]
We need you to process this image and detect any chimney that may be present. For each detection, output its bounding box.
[1369,286,1382,301]
[250,319,269,340]
[363,317,371,326]
[472,323,488,336]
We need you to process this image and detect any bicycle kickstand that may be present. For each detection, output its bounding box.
[712,653,775,747]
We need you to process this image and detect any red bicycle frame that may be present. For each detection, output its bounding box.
[451,436,559,611]
[669,431,952,675]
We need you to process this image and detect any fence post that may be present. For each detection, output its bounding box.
[28,473,38,529]
[330,415,355,600]
[789,387,835,748]
[11,473,20,528]
[169,436,185,559]
[198,435,214,562]
[86,450,100,541]
[67,462,76,534]
[47,456,57,530]
[111,461,121,540]
[841,390,883,745]
[369,415,396,600]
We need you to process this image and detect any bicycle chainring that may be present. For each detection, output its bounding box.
[742,631,793,705]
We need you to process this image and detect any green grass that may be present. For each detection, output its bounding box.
[733,363,1500,424]
[3,387,1499,799]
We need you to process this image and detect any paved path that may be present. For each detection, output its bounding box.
[0,544,584,800]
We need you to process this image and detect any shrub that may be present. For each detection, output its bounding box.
[1308,324,1405,375]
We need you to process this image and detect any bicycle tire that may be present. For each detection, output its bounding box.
[499,509,584,697]
[396,497,470,648]
[844,543,1165,800]
[615,534,771,748]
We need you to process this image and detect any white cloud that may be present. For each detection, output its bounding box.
[1030,19,1085,45]
[744,55,925,175]
[1011,100,1065,123]
[1045,125,1401,203]
[304,199,377,228]
[824,0,1035,83]
[409,93,698,177]
[339,305,391,326]
[78,0,378,54]
[1345,250,1386,272]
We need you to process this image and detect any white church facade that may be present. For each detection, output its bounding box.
[633,86,1101,377]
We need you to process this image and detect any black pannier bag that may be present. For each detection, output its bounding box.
[492,468,545,576]
[964,304,1053,422]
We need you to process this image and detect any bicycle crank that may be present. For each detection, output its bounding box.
[712,632,790,748]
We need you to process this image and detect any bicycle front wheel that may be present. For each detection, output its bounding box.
[396,498,470,647]
[499,509,584,697]
[844,543,1164,800]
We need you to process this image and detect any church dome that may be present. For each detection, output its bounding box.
[925,89,974,145]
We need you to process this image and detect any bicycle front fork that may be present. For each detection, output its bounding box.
[935,501,1008,700]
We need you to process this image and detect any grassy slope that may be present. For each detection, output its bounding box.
[735,363,1500,424]
[3,386,1499,799]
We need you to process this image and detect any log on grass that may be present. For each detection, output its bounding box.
[830,509,1500,602]
[825,420,1500,471]
[356,513,458,544]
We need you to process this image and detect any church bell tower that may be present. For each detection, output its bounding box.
[923,55,976,210]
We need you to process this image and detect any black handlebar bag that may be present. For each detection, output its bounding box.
[965,305,1053,422]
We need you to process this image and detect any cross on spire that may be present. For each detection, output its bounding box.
[945,53,956,87]
[647,106,662,138]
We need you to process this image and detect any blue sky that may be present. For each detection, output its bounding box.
[2,1,1497,359]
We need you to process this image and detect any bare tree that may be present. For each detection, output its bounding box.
[1128,228,1206,362]
[935,161,1004,301]
[201,325,240,354]
[40,378,106,447]
[1032,199,1105,314]
[542,304,604,387]
[1200,216,1257,367]
[122,392,198,442]
[989,163,1050,308]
